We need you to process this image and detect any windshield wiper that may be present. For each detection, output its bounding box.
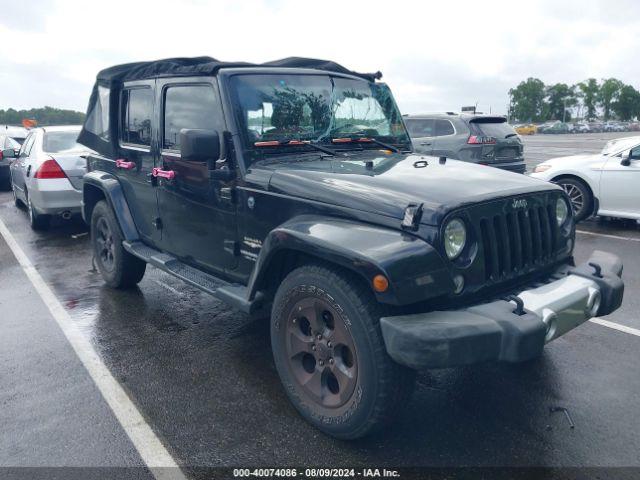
[331,136,401,153]
[254,139,335,156]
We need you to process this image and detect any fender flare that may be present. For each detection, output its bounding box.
[82,170,140,241]
[247,215,454,306]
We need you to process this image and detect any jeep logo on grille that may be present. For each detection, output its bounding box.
[512,198,528,209]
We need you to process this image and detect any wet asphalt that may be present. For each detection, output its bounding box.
[0,133,639,474]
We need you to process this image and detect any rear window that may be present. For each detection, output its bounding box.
[405,118,434,137]
[43,131,83,153]
[471,119,516,138]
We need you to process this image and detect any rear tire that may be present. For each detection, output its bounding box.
[555,177,593,222]
[271,264,415,439]
[91,200,146,288]
[27,194,50,231]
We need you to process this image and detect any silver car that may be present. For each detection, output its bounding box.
[7,125,88,230]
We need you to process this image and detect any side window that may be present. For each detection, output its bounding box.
[163,84,220,151]
[630,146,640,160]
[435,119,455,136]
[405,119,434,137]
[20,134,35,157]
[120,87,153,146]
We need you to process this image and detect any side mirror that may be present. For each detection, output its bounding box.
[621,151,632,166]
[179,129,220,166]
[2,148,17,159]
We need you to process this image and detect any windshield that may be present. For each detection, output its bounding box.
[601,137,640,156]
[43,130,84,153]
[230,74,410,162]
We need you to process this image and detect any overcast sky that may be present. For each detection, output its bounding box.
[1,0,639,116]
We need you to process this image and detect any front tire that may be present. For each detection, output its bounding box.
[271,264,415,439]
[91,200,146,288]
[556,177,593,222]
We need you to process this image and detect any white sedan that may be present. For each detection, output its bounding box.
[530,136,640,221]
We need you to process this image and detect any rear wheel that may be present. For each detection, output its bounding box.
[27,193,50,231]
[91,200,146,288]
[555,177,593,222]
[271,264,415,439]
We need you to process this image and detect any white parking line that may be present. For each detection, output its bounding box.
[591,317,640,337]
[0,217,186,480]
[577,229,640,242]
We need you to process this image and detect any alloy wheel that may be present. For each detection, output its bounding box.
[95,216,116,272]
[560,182,584,214]
[285,297,358,408]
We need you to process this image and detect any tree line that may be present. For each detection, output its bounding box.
[508,78,640,123]
[0,106,85,126]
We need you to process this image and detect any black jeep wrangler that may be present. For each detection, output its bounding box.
[79,57,624,439]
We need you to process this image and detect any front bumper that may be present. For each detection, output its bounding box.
[380,251,624,369]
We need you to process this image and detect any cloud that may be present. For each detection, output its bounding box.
[0,0,639,115]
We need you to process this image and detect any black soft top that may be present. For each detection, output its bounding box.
[79,56,382,157]
[96,56,382,84]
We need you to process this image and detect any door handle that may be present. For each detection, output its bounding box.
[115,159,136,170]
[420,142,432,146]
[152,167,176,180]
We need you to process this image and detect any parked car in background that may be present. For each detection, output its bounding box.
[515,124,537,135]
[0,135,22,188]
[5,125,88,230]
[628,122,640,131]
[405,113,526,173]
[530,135,640,221]
[541,121,570,134]
[1,125,29,144]
[572,123,590,133]
[588,122,604,133]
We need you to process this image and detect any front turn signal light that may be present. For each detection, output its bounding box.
[372,275,389,293]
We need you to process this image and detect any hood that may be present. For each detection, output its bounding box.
[257,152,561,225]
[544,153,605,168]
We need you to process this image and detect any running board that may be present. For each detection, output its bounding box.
[123,240,265,316]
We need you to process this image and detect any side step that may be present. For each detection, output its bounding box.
[123,241,266,316]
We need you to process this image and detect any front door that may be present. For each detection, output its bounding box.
[599,145,640,218]
[117,82,160,245]
[155,80,237,274]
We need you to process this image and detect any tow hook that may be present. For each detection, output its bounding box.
[588,262,603,278]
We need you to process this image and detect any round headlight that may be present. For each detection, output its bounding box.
[556,198,569,226]
[444,219,467,259]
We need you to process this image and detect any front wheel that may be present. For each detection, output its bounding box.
[271,264,415,439]
[556,177,593,222]
[91,200,146,288]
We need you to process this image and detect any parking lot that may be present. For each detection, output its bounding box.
[1,132,639,478]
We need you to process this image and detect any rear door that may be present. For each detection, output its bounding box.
[599,145,640,218]
[116,81,161,245]
[10,132,36,198]
[155,79,237,273]
[431,119,457,157]
[405,118,435,155]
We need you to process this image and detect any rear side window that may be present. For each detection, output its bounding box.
[163,84,219,151]
[471,119,516,138]
[405,119,434,137]
[435,119,455,136]
[121,87,153,146]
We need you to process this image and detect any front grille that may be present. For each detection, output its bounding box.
[478,199,559,281]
